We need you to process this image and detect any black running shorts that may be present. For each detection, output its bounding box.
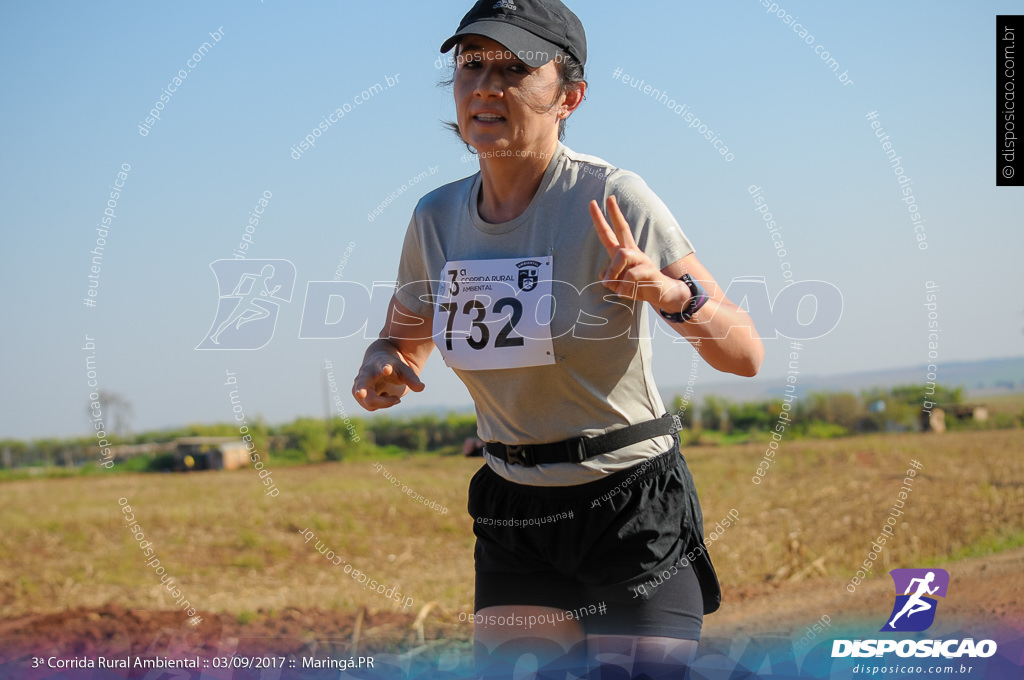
[468,438,721,640]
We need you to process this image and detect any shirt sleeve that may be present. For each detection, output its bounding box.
[393,208,436,317]
[605,170,695,268]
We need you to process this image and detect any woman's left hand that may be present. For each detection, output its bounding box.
[589,195,687,311]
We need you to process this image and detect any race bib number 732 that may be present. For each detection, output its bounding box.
[432,257,555,370]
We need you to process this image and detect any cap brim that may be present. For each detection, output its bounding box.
[440,20,562,68]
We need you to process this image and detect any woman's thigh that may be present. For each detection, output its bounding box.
[587,634,698,679]
[473,605,586,678]
[473,615,699,680]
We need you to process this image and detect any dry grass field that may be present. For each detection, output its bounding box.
[1,428,1022,659]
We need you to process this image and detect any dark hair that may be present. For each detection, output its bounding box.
[438,46,587,150]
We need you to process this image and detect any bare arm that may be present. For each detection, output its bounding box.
[352,295,435,411]
[658,253,764,377]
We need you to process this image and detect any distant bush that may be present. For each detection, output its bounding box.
[273,448,308,463]
[991,413,1019,429]
[681,429,704,447]
[802,422,849,439]
[146,453,175,472]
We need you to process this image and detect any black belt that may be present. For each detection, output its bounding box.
[484,414,682,467]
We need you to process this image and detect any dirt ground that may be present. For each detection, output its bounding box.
[2,547,1020,673]
[703,544,1024,638]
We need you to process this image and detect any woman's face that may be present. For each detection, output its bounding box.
[453,36,564,156]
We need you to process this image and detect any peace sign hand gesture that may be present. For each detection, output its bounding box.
[589,195,685,310]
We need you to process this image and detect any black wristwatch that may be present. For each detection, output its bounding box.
[658,274,709,323]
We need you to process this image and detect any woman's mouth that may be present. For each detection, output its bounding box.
[473,113,506,125]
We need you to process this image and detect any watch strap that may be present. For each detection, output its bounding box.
[659,274,709,323]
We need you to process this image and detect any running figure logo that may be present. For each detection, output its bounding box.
[881,568,950,632]
[196,259,296,350]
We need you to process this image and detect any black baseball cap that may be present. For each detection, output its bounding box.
[440,0,586,71]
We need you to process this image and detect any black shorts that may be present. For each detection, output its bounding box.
[468,438,721,640]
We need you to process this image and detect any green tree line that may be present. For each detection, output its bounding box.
[675,383,1020,439]
[2,384,1019,474]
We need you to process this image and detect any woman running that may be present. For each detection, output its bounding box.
[353,1,763,677]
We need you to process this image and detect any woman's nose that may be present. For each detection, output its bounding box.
[474,66,505,97]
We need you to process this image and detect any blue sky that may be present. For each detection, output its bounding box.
[2,0,1021,439]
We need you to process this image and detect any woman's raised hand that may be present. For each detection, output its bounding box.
[589,195,681,309]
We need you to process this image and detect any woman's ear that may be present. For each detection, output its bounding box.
[561,82,586,118]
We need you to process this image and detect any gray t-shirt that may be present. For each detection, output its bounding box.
[395,143,695,486]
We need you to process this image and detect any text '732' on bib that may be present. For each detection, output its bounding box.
[432,257,555,370]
